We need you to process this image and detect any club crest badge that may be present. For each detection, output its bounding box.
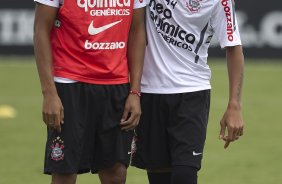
[50,136,65,161]
[186,0,203,13]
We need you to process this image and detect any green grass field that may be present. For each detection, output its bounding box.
[0,57,282,184]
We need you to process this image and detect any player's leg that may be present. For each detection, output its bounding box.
[44,83,96,182]
[131,93,173,184]
[98,163,127,184]
[168,90,210,184]
[170,165,198,184]
[51,174,77,184]
[90,84,133,184]
[147,168,171,184]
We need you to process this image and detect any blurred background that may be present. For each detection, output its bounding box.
[0,0,281,184]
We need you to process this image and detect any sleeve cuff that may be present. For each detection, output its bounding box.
[34,0,60,8]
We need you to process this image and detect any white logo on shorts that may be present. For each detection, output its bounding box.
[192,151,202,156]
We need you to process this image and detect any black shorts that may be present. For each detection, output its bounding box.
[44,82,133,174]
[131,90,210,170]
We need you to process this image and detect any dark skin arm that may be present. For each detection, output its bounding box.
[219,45,244,148]
[33,3,64,132]
[120,7,146,131]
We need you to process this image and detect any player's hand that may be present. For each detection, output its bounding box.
[42,93,64,133]
[120,94,141,131]
[219,105,244,149]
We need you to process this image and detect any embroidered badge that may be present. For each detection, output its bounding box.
[186,0,203,13]
[50,136,65,161]
[54,19,61,28]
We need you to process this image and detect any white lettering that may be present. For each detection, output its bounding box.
[90,8,130,16]
[77,0,131,12]
[84,40,126,50]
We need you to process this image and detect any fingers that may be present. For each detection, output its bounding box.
[238,128,243,136]
[219,121,226,139]
[54,112,62,132]
[219,122,233,149]
[120,119,139,131]
[43,112,48,125]
[121,107,130,123]
[223,126,234,149]
[120,112,140,131]
[120,107,141,131]
[120,95,141,131]
[224,141,230,149]
[234,128,243,141]
[42,109,64,133]
[60,107,64,124]
[221,123,244,149]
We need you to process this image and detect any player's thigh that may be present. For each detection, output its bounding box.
[44,82,95,174]
[98,163,127,184]
[91,84,133,173]
[168,90,210,170]
[131,93,172,169]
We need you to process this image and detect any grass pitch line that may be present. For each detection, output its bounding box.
[0,105,17,119]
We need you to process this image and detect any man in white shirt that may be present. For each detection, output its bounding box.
[131,0,244,183]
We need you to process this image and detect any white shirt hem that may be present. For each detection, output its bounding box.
[34,0,60,8]
[141,85,211,94]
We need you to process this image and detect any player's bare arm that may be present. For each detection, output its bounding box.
[120,7,146,131]
[219,45,244,149]
[34,3,64,132]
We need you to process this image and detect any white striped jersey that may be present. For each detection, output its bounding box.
[141,0,242,94]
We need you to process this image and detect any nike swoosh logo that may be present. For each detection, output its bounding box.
[88,20,122,35]
[192,151,202,156]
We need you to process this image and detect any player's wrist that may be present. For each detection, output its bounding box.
[129,90,141,97]
[227,100,241,110]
